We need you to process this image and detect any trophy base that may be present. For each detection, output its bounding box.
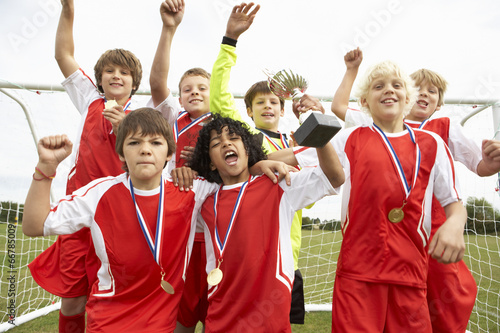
[293,113,342,147]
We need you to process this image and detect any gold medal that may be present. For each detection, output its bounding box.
[161,272,174,294]
[388,208,404,223]
[104,99,118,109]
[161,280,175,294]
[388,201,406,223]
[207,267,223,286]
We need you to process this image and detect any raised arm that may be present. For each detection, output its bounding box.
[331,47,363,121]
[23,135,73,237]
[149,0,184,107]
[210,2,260,120]
[224,2,260,40]
[316,143,345,188]
[55,0,79,78]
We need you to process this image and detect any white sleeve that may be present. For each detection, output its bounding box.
[61,69,102,115]
[43,176,119,236]
[294,126,351,169]
[146,93,181,127]
[281,166,338,211]
[345,108,372,128]
[432,134,462,207]
[448,121,482,174]
[43,187,95,236]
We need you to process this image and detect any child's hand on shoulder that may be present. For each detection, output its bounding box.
[171,166,198,191]
[250,160,297,186]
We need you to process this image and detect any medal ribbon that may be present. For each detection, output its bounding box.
[372,123,421,198]
[418,119,429,130]
[174,111,212,142]
[213,176,251,259]
[258,130,289,150]
[128,176,165,265]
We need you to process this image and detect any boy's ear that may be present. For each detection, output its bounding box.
[166,153,173,162]
[119,155,126,163]
[210,162,216,171]
[279,106,285,117]
[178,96,184,108]
[435,105,441,112]
[360,97,368,108]
[246,107,254,119]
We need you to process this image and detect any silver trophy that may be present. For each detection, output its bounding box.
[264,69,341,147]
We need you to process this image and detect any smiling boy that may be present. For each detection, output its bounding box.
[331,48,500,332]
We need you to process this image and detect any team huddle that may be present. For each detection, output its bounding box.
[22,1,500,333]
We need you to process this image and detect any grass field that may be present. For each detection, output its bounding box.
[1,226,499,332]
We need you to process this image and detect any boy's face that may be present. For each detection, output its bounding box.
[407,80,441,122]
[247,92,284,132]
[119,131,171,190]
[361,74,409,125]
[208,126,250,185]
[100,64,136,103]
[179,75,210,118]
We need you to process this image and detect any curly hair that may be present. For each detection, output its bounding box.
[190,115,267,184]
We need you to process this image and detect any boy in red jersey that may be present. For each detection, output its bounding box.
[23,108,219,332]
[270,60,467,331]
[22,109,288,332]
[27,1,180,331]
[331,48,500,332]
[188,115,344,332]
[148,1,213,331]
[210,3,326,323]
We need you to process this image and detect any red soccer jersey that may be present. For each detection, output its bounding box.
[173,111,212,168]
[43,173,217,332]
[62,69,136,194]
[295,125,460,288]
[200,170,336,333]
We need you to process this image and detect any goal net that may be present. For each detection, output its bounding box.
[0,84,498,332]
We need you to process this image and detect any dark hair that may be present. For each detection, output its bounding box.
[244,81,285,110]
[190,115,267,184]
[116,108,176,172]
[94,49,143,96]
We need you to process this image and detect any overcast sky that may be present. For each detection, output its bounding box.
[1,0,500,219]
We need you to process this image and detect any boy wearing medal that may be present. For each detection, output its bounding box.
[331,48,500,332]
[270,60,467,331]
[22,109,289,332]
[148,1,218,331]
[27,1,180,331]
[188,115,344,332]
[209,3,326,324]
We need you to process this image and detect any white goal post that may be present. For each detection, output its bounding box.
[0,82,499,332]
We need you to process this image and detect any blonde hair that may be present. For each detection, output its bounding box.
[355,60,417,117]
[410,69,448,106]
